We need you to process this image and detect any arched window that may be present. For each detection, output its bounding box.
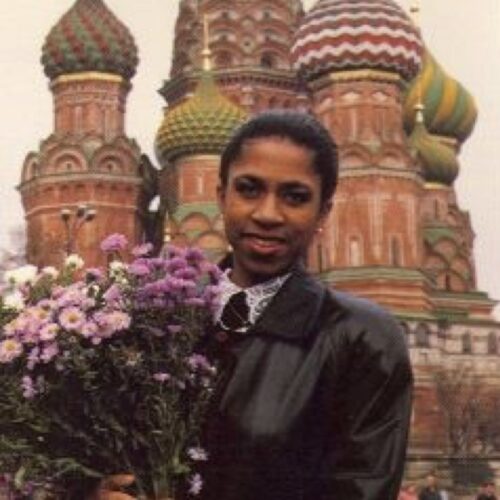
[400,322,411,344]
[268,96,278,109]
[196,175,203,195]
[390,236,403,267]
[215,51,232,68]
[488,332,498,355]
[261,52,275,68]
[445,273,452,291]
[462,331,473,354]
[415,323,430,348]
[434,199,440,219]
[400,322,411,336]
[349,236,362,266]
[75,105,83,134]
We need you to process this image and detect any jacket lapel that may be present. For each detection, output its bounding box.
[249,267,344,343]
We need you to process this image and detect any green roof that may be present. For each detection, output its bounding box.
[41,0,138,80]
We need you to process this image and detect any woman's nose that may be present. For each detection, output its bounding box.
[251,194,284,224]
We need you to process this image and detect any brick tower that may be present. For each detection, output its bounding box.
[155,18,248,261]
[162,0,308,114]
[19,0,146,267]
[291,0,428,313]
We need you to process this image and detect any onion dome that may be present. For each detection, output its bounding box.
[155,71,248,166]
[408,107,459,186]
[291,0,423,82]
[41,0,138,80]
[404,50,477,143]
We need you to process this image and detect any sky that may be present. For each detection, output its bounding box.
[0,1,499,317]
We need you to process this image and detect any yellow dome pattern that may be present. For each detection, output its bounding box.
[408,109,459,186]
[404,51,477,143]
[155,71,248,166]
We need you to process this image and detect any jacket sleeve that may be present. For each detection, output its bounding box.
[321,303,413,500]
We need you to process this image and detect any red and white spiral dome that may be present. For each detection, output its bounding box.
[291,0,423,82]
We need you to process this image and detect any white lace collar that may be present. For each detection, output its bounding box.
[214,270,291,331]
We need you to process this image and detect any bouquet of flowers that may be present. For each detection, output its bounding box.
[0,235,221,499]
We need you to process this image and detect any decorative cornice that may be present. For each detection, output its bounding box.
[160,67,303,103]
[24,201,140,218]
[339,166,422,183]
[18,172,142,191]
[424,182,452,191]
[320,266,429,282]
[310,69,402,92]
[175,154,220,167]
[51,72,125,85]
[432,290,495,304]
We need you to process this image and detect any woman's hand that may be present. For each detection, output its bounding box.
[94,474,135,500]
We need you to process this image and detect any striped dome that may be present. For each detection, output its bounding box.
[155,71,248,166]
[404,51,477,143]
[41,0,138,80]
[408,109,459,186]
[291,0,423,81]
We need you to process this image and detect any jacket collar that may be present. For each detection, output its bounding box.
[248,265,345,344]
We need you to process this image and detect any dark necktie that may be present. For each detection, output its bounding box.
[220,291,250,331]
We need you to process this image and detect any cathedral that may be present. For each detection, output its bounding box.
[18,0,500,486]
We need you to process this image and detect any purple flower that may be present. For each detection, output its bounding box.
[188,473,203,496]
[187,447,208,461]
[167,324,182,334]
[132,242,154,257]
[38,298,57,311]
[28,306,52,324]
[55,285,87,309]
[173,267,198,280]
[129,261,150,277]
[21,376,36,399]
[203,284,222,311]
[184,297,205,307]
[201,261,222,282]
[0,339,23,363]
[153,372,171,383]
[100,233,128,253]
[41,343,59,363]
[167,257,188,273]
[187,354,215,374]
[59,307,86,331]
[81,321,99,339]
[185,247,206,265]
[103,284,123,306]
[86,267,104,281]
[27,346,40,370]
[40,323,59,341]
[94,311,131,338]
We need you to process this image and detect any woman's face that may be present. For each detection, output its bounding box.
[217,136,330,287]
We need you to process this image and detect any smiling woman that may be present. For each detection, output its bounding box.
[195,110,413,500]
[217,135,328,287]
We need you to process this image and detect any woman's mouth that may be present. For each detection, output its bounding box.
[242,234,287,256]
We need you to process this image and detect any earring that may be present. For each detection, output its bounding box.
[316,227,323,235]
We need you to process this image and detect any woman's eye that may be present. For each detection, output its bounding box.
[283,190,311,205]
[235,179,260,198]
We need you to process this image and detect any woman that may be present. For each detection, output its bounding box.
[101,110,413,500]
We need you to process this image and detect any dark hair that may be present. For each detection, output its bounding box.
[220,110,338,205]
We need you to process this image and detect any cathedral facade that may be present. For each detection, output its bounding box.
[19,0,500,487]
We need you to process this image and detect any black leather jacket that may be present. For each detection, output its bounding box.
[200,267,413,500]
